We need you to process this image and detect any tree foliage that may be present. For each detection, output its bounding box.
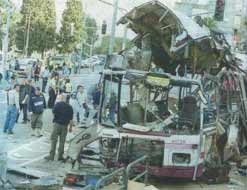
[94,35,131,55]
[203,17,217,29]
[84,16,98,44]
[15,0,56,55]
[0,0,21,50]
[58,0,84,53]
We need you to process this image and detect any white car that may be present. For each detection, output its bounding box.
[19,58,37,71]
[81,57,101,68]
[10,58,38,78]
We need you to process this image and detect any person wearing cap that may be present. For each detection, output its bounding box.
[30,87,46,137]
[3,84,20,134]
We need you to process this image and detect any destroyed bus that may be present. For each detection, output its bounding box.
[67,1,246,182]
[95,69,217,180]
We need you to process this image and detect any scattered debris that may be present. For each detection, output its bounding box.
[8,165,50,179]
[15,176,62,190]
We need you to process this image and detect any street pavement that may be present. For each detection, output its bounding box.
[0,67,101,178]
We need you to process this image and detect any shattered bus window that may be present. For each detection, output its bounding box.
[101,75,120,127]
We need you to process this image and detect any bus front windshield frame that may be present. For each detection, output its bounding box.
[100,75,122,128]
[100,73,207,134]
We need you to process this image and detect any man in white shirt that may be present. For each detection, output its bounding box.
[3,84,20,134]
[41,66,50,93]
[72,85,87,124]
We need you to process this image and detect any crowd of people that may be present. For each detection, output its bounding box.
[0,62,102,161]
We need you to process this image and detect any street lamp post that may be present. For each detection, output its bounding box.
[24,12,31,57]
[108,0,119,55]
[122,24,128,50]
[1,0,11,78]
[98,0,129,53]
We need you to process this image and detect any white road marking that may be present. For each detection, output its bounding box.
[19,153,49,167]
[8,137,48,154]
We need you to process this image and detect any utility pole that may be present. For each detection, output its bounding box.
[108,0,119,55]
[2,0,11,77]
[98,0,129,53]
[24,12,31,57]
[81,0,86,58]
[122,24,128,50]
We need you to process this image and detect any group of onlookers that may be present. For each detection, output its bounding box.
[1,77,46,137]
[0,56,103,161]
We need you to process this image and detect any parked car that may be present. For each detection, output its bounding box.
[19,58,37,71]
[50,55,69,69]
[10,58,38,78]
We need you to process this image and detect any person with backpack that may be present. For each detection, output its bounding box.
[30,87,46,137]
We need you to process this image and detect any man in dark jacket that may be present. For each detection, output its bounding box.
[18,79,29,123]
[45,94,73,161]
[30,87,46,137]
[26,79,36,111]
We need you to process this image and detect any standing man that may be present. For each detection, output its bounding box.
[45,94,73,161]
[30,87,46,137]
[14,58,20,71]
[41,66,50,93]
[76,85,87,123]
[3,84,20,134]
[34,62,41,82]
[92,84,102,119]
[18,79,29,124]
[109,92,117,124]
[92,84,102,109]
[26,79,36,113]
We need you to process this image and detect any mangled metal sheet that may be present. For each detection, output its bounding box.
[118,1,217,74]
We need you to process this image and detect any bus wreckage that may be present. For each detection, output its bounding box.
[65,1,247,187]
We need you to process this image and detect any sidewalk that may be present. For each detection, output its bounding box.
[1,109,82,182]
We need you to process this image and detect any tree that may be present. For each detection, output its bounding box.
[94,35,131,55]
[15,0,56,56]
[0,0,20,50]
[84,16,98,44]
[58,0,84,53]
[203,17,217,29]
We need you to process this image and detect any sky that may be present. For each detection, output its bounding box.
[11,0,176,38]
[11,0,210,38]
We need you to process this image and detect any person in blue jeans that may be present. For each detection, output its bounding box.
[3,84,20,134]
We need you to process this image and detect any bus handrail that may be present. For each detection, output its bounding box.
[95,167,127,190]
[125,155,149,189]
